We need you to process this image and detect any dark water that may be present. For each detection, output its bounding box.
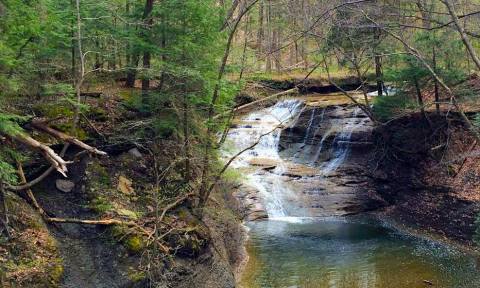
[241,217,480,288]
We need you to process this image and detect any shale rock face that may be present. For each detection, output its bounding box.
[274,104,384,216]
[229,100,386,219]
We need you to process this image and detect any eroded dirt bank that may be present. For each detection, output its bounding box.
[371,113,480,245]
[1,147,245,288]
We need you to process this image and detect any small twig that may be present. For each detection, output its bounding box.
[158,192,195,224]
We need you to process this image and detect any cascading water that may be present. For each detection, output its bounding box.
[228,96,480,288]
[319,107,364,175]
[223,99,304,218]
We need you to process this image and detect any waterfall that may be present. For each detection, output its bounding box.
[223,100,368,219]
[302,109,316,144]
[223,99,304,217]
[319,107,363,175]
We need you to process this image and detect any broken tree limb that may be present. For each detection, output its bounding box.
[47,217,128,226]
[31,120,107,156]
[6,144,71,192]
[0,182,11,239]
[46,217,169,253]
[10,133,71,177]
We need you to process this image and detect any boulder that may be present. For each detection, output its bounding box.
[128,148,143,158]
[56,179,75,193]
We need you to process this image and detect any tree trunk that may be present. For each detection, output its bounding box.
[414,77,430,125]
[141,0,154,100]
[257,0,264,54]
[71,0,76,82]
[239,12,250,80]
[265,0,272,72]
[433,46,440,114]
[444,0,480,72]
[126,0,154,89]
[374,27,383,96]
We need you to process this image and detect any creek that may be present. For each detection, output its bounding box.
[223,95,480,288]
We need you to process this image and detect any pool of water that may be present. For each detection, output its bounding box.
[240,217,480,288]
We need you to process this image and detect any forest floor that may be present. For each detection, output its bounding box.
[1,81,246,288]
[33,158,136,288]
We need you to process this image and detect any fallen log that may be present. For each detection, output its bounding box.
[31,120,107,156]
[11,132,71,177]
[80,92,102,98]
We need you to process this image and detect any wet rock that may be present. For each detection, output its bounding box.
[56,179,75,193]
[248,158,279,168]
[247,211,268,221]
[233,184,269,221]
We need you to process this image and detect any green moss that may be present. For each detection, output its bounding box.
[85,106,108,121]
[128,268,146,283]
[52,124,88,140]
[125,235,145,253]
[109,226,145,254]
[34,102,74,119]
[49,260,64,285]
[89,162,111,187]
[90,196,113,213]
[117,208,139,220]
[110,225,126,239]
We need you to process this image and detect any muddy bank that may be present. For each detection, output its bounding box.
[371,113,480,246]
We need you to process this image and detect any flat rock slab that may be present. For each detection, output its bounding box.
[56,179,75,193]
[248,158,280,167]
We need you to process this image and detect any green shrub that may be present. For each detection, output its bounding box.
[372,92,417,121]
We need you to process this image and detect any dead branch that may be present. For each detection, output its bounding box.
[47,217,127,225]
[16,161,46,217]
[6,144,70,192]
[10,132,71,177]
[454,140,477,178]
[31,120,107,156]
[158,192,195,223]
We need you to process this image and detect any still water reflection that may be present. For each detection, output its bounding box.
[241,217,480,288]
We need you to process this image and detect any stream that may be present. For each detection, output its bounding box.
[223,97,480,288]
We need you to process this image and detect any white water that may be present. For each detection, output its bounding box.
[223,99,303,217]
[320,107,364,175]
[223,100,368,218]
